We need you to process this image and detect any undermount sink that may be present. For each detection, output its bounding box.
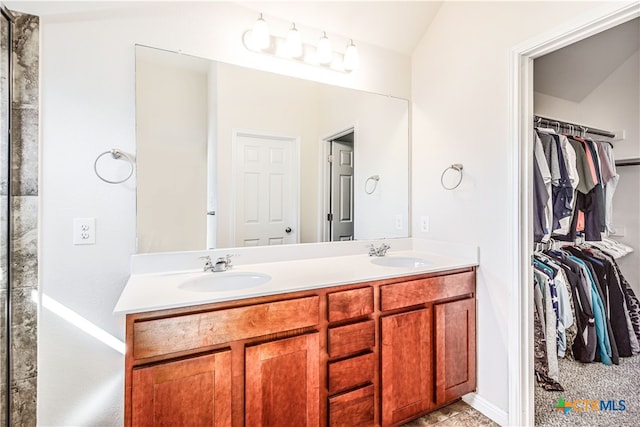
[370,256,430,268]
[178,272,272,292]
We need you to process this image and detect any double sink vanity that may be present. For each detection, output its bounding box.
[115,238,478,426]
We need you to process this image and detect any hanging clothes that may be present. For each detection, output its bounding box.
[531,119,635,393]
[533,127,619,244]
[533,242,638,377]
[545,250,597,362]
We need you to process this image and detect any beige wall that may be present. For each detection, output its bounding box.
[136,51,208,252]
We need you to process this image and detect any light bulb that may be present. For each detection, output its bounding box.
[343,39,359,71]
[317,31,333,65]
[286,23,303,58]
[251,13,270,50]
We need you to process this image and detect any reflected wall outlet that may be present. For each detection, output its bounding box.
[420,216,430,232]
[73,217,96,245]
[395,214,403,230]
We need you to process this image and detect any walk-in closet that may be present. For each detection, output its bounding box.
[532,17,640,426]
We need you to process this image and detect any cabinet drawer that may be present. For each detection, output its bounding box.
[328,320,375,358]
[327,287,374,323]
[329,384,375,427]
[380,271,475,311]
[328,352,375,394]
[133,296,319,359]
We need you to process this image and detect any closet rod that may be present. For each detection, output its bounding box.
[534,115,616,139]
[615,158,640,167]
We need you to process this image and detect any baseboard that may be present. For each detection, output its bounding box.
[463,392,509,426]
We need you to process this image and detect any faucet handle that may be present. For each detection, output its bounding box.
[223,253,239,267]
[199,255,214,271]
[368,244,376,256]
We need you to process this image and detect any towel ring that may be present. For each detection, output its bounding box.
[94,149,135,184]
[365,175,380,195]
[440,164,463,190]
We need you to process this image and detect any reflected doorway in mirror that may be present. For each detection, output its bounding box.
[232,129,300,247]
[327,129,355,242]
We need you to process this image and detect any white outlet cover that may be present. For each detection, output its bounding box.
[73,217,96,245]
[420,216,430,232]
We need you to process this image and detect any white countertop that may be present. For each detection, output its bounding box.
[114,238,478,315]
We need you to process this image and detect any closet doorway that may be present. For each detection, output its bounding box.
[321,128,355,242]
[533,16,639,426]
[509,3,640,426]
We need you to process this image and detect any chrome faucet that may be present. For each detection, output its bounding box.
[200,254,235,272]
[369,243,391,257]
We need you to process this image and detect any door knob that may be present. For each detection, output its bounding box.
[285,227,292,233]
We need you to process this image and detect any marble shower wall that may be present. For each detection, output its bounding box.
[0,11,8,426]
[10,11,38,427]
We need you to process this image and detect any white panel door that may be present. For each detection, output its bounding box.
[233,131,298,246]
[330,140,354,241]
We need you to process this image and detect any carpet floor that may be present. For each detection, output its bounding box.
[535,354,640,426]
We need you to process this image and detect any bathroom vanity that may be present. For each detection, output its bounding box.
[116,239,478,426]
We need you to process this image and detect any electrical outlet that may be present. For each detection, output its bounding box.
[395,214,403,230]
[420,216,430,232]
[73,218,96,245]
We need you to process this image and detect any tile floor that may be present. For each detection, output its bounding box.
[402,400,499,426]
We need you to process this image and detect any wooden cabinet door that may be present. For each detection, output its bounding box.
[245,333,319,426]
[434,298,476,404]
[381,308,432,427]
[131,350,232,427]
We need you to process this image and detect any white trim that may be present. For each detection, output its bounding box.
[508,2,640,426]
[231,128,301,246]
[463,392,509,427]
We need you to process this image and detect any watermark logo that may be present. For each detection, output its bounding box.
[554,398,627,414]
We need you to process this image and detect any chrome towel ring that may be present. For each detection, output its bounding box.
[440,163,463,190]
[94,149,135,184]
[365,175,380,194]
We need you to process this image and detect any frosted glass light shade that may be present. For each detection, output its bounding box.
[343,40,359,71]
[317,32,333,65]
[286,24,303,58]
[251,14,270,50]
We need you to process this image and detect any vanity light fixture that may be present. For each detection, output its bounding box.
[243,16,359,73]
[343,39,359,72]
[286,23,303,58]
[316,31,333,65]
[251,13,270,50]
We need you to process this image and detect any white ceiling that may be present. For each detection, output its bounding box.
[4,1,443,56]
[7,1,637,98]
[535,17,640,102]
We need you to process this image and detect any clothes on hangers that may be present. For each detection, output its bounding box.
[534,299,564,391]
[532,243,640,392]
[533,128,620,244]
[600,142,619,234]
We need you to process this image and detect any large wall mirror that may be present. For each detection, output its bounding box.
[135,45,409,253]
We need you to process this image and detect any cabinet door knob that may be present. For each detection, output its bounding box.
[285,227,292,233]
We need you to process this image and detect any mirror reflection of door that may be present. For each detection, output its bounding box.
[233,130,299,246]
[329,131,354,241]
